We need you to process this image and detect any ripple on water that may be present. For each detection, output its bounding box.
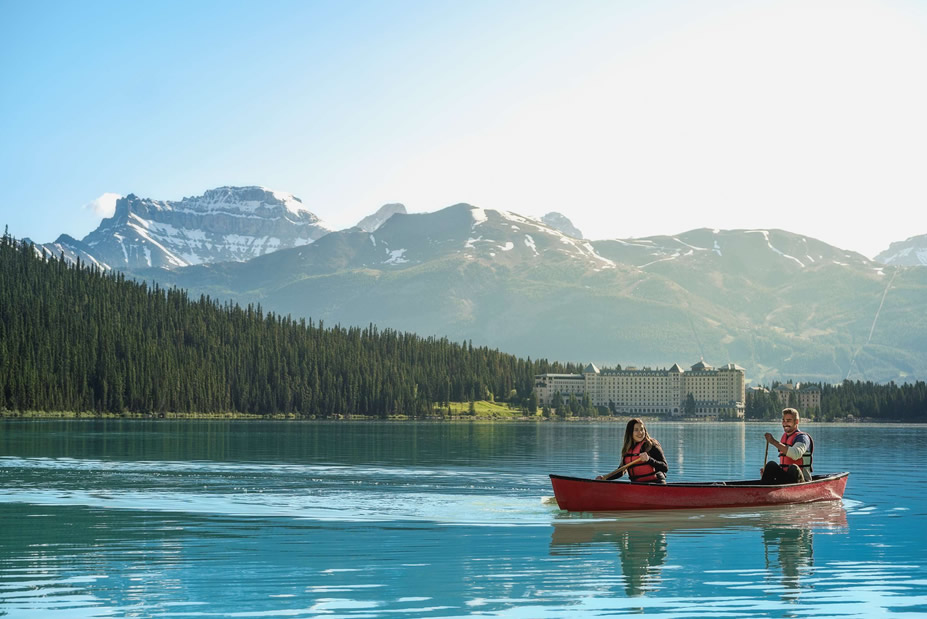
[0,456,560,525]
[2,422,927,618]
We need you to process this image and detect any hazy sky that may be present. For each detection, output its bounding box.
[2,0,925,258]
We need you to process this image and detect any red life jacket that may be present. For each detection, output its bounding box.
[623,441,658,482]
[779,431,814,475]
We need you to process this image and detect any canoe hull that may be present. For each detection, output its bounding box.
[549,472,849,512]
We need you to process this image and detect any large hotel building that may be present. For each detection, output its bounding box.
[535,361,746,419]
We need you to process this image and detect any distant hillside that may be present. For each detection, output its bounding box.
[136,204,927,385]
[876,234,927,266]
[19,183,926,386]
[1,233,573,416]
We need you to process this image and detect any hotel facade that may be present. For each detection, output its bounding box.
[535,361,746,419]
[771,382,821,412]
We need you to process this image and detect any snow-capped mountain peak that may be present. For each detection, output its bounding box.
[176,186,322,221]
[541,212,583,239]
[355,203,406,232]
[362,202,615,272]
[37,186,332,270]
[875,234,927,266]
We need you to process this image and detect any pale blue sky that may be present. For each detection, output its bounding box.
[2,0,925,258]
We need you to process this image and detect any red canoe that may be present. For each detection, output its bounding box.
[549,472,849,512]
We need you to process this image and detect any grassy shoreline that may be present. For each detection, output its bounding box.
[0,401,889,422]
[0,401,536,421]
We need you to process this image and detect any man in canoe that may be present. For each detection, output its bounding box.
[760,407,814,484]
[596,418,668,483]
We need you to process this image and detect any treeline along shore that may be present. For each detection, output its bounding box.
[746,380,927,422]
[1,231,925,421]
[0,232,575,418]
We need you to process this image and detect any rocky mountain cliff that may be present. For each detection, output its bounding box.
[876,234,927,266]
[36,186,331,269]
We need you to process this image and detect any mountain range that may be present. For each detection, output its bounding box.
[26,186,927,386]
[33,187,331,270]
[875,234,927,267]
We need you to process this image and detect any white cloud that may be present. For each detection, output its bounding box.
[83,193,121,219]
[62,192,123,240]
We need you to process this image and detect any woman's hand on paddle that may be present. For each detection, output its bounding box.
[638,452,650,463]
[595,475,605,480]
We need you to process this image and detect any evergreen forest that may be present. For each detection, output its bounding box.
[0,233,577,417]
[2,231,925,421]
[746,380,927,422]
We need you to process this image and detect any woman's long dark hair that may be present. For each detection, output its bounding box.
[621,418,660,456]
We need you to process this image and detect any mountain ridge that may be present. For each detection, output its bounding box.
[34,186,332,270]
[20,185,927,385]
[134,200,927,386]
[27,185,922,269]
[355,203,407,232]
[875,233,927,266]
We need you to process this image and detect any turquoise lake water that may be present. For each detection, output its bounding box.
[1,420,925,618]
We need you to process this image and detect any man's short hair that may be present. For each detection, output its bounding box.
[782,407,800,420]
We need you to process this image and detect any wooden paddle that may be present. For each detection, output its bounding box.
[598,456,645,480]
[762,441,770,475]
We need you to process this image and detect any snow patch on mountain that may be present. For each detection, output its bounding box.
[673,237,710,253]
[125,219,186,267]
[180,186,318,219]
[876,234,927,266]
[524,235,538,255]
[356,204,406,233]
[748,230,805,268]
[583,242,615,268]
[639,253,682,269]
[384,248,408,264]
[270,189,309,215]
[499,210,534,226]
[541,212,583,239]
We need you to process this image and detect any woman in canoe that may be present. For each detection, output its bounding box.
[596,418,668,483]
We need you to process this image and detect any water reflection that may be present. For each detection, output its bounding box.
[7,421,927,617]
[763,526,813,589]
[615,529,667,596]
[550,501,847,597]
